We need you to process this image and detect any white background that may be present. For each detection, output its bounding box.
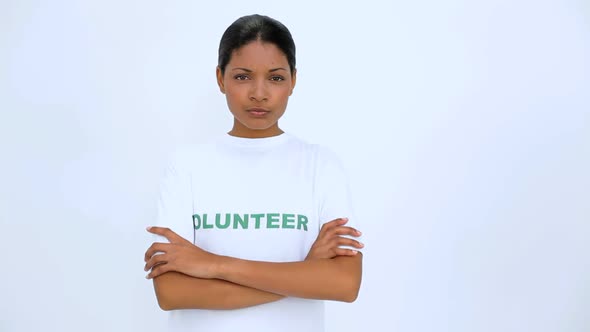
[1,0,589,331]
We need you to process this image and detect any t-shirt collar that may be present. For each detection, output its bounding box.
[219,132,290,149]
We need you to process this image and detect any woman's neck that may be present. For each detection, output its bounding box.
[228,122,284,138]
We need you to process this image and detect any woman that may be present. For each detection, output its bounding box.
[143,14,364,332]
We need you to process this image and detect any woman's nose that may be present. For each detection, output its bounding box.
[249,80,269,101]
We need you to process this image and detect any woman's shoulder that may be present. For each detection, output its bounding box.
[284,133,345,168]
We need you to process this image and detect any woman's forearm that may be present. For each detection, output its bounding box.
[153,271,284,310]
[215,254,362,302]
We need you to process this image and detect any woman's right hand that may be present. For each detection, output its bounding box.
[305,218,364,260]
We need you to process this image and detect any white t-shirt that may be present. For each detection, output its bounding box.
[153,132,360,332]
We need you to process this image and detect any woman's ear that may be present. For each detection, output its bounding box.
[289,69,297,96]
[216,66,225,94]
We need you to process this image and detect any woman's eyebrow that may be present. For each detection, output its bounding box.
[231,67,287,72]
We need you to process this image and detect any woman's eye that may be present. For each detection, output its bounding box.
[234,74,249,80]
[270,76,285,82]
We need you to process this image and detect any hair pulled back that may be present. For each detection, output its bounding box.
[218,14,296,75]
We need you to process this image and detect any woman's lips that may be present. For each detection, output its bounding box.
[247,108,270,117]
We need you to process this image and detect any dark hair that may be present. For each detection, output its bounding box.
[218,14,296,75]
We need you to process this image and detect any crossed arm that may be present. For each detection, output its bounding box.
[145,218,363,310]
[153,254,362,310]
[152,272,284,310]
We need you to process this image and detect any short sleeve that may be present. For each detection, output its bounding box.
[153,150,195,244]
[316,146,363,248]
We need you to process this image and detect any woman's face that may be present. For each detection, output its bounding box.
[217,40,296,138]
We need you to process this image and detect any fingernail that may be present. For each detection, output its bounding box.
[145,274,150,279]
[357,230,362,235]
[342,218,348,221]
[359,242,364,247]
[352,250,358,255]
[146,226,152,231]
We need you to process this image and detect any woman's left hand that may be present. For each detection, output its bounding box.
[144,226,220,279]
